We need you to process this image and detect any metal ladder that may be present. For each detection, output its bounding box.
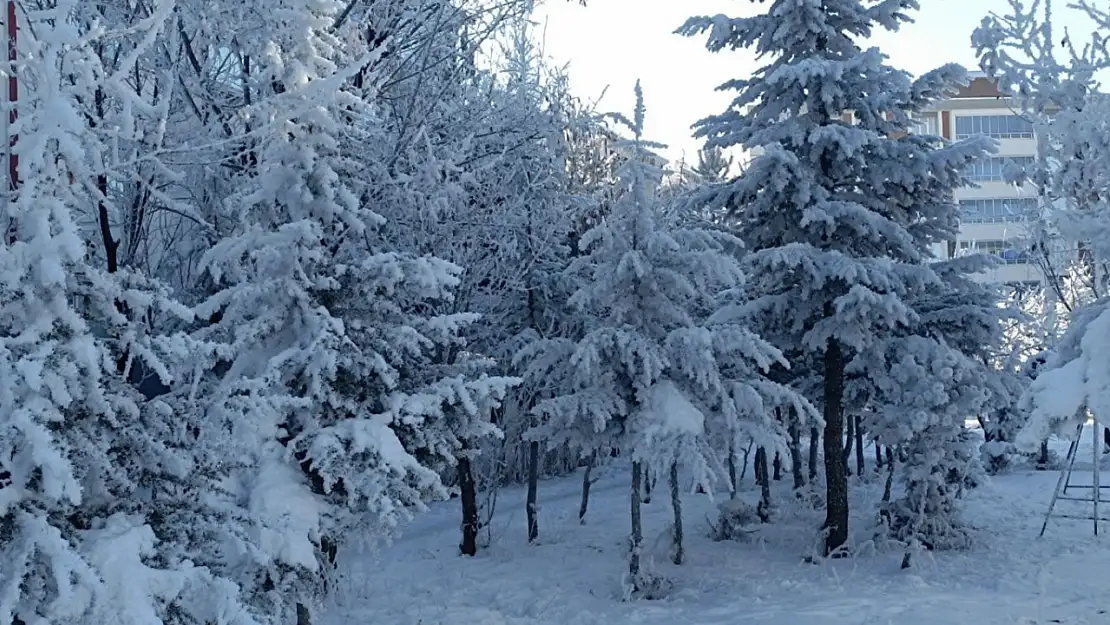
[1040,421,1110,536]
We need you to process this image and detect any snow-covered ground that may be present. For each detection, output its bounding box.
[323,431,1110,625]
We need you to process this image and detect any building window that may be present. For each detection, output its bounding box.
[958,239,1029,264]
[959,197,1037,223]
[910,113,940,136]
[954,114,1035,139]
[964,156,1036,182]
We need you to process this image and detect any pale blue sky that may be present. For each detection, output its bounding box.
[533,0,1095,164]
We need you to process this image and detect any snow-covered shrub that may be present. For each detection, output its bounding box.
[708,499,761,542]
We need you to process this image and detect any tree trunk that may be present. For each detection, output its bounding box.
[842,412,855,476]
[879,446,898,533]
[630,461,644,580]
[789,414,805,490]
[739,439,753,483]
[458,453,479,556]
[1038,440,1050,468]
[756,447,772,522]
[773,451,783,481]
[822,337,849,556]
[882,448,896,504]
[579,451,595,523]
[643,468,654,503]
[808,426,819,481]
[728,437,738,499]
[875,442,883,471]
[669,462,684,565]
[854,415,865,476]
[526,440,539,543]
[296,603,312,625]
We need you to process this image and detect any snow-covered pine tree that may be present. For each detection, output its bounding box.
[679,0,991,556]
[530,83,795,595]
[341,6,582,551]
[0,3,261,623]
[858,252,1012,557]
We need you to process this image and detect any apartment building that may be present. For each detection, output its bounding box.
[917,71,1045,287]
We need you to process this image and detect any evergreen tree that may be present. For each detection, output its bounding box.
[679,0,990,555]
[532,83,794,594]
[693,146,733,184]
[0,3,257,623]
[856,254,1010,557]
[187,0,515,615]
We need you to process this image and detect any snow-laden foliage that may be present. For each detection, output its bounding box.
[532,84,793,480]
[859,254,1014,550]
[527,84,803,589]
[172,0,518,614]
[975,1,1110,448]
[679,0,992,555]
[0,3,261,624]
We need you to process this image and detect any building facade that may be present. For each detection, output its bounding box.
[917,71,1047,287]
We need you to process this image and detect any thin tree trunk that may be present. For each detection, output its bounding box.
[458,453,479,556]
[875,442,883,471]
[822,336,849,556]
[854,415,865,476]
[526,440,540,543]
[773,451,783,481]
[643,468,654,503]
[1038,440,1050,468]
[882,448,896,504]
[296,603,312,625]
[756,447,772,522]
[808,426,819,481]
[579,451,595,523]
[879,446,898,533]
[669,462,684,565]
[789,413,805,491]
[728,436,738,499]
[842,412,855,476]
[739,439,754,482]
[630,461,644,580]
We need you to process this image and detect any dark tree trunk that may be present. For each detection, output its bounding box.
[740,439,753,483]
[789,414,805,491]
[1038,440,1050,468]
[643,468,654,503]
[669,462,684,565]
[756,447,772,522]
[879,446,897,532]
[296,603,312,625]
[728,437,738,498]
[842,413,855,476]
[458,454,480,556]
[526,440,540,543]
[882,447,896,504]
[773,451,783,481]
[808,426,820,481]
[875,442,883,471]
[630,462,644,579]
[854,415,865,476]
[579,451,596,523]
[822,337,849,556]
